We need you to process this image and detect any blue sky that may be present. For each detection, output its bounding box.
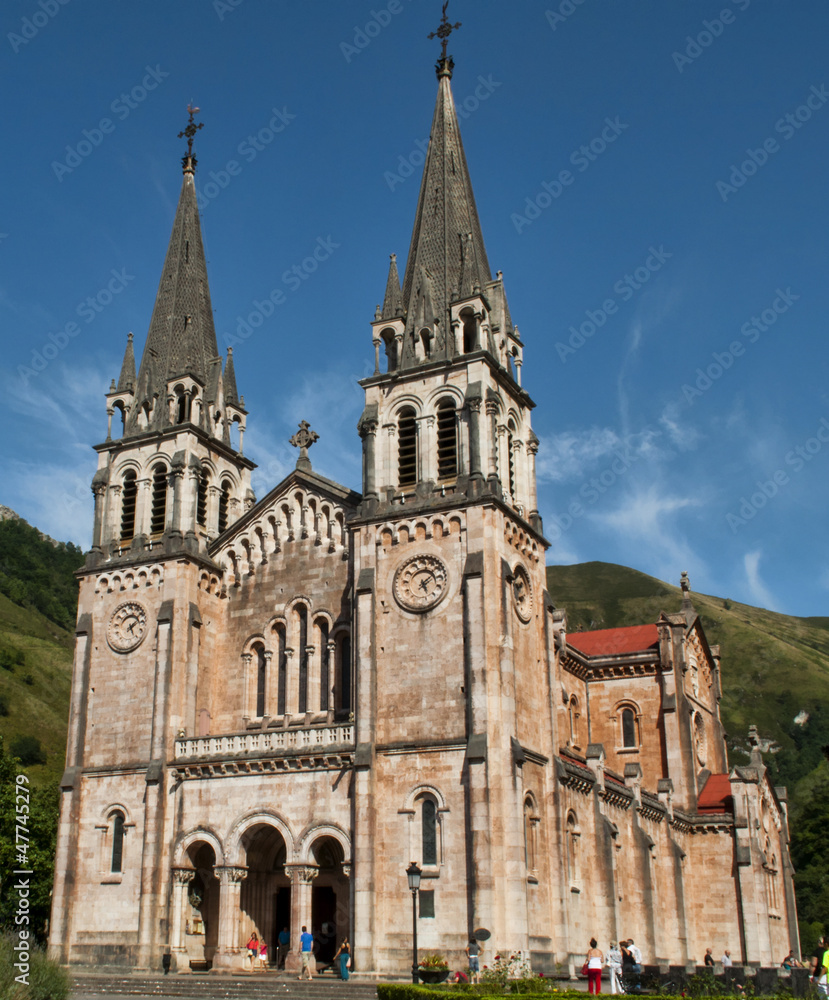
[2,1,828,616]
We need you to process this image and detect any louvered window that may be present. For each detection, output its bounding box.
[196,471,208,528]
[150,465,167,535]
[120,473,137,541]
[507,421,517,498]
[397,408,417,487]
[217,480,231,534]
[436,399,457,480]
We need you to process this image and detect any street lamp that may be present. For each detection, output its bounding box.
[406,861,422,983]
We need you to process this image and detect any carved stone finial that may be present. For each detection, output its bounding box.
[680,571,690,593]
[290,420,319,471]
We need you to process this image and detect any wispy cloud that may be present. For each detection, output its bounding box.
[743,549,779,611]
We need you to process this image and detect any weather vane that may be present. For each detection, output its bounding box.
[428,2,461,59]
[178,103,204,159]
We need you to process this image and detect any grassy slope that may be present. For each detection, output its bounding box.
[546,561,829,786]
[0,590,73,786]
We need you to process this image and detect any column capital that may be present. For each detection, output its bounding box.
[284,864,319,885]
[341,863,352,879]
[171,867,196,885]
[215,865,248,885]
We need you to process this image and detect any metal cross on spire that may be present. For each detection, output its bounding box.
[178,103,204,162]
[428,1,461,59]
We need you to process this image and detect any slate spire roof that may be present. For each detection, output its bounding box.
[397,55,493,367]
[223,347,239,408]
[381,253,403,320]
[129,153,222,432]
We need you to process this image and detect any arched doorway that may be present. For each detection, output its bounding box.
[310,836,350,970]
[175,841,219,971]
[238,823,290,967]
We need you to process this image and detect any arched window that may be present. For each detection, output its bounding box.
[175,386,191,424]
[622,707,637,748]
[317,619,330,712]
[217,479,231,534]
[524,795,538,872]
[462,312,476,353]
[149,464,168,536]
[436,399,458,480]
[397,407,418,487]
[275,624,287,716]
[196,470,209,528]
[420,328,433,359]
[296,604,308,714]
[382,330,398,372]
[111,811,125,873]
[507,419,517,498]
[254,643,266,718]
[421,796,438,866]
[568,695,581,748]
[120,472,137,542]
[566,811,580,887]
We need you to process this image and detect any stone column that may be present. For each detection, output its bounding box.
[107,483,122,545]
[284,865,319,973]
[361,419,378,500]
[133,477,150,541]
[170,869,196,970]
[168,465,185,539]
[527,436,539,520]
[306,644,319,715]
[241,653,253,718]
[467,396,483,481]
[212,866,248,970]
[285,648,297,716]
[90,483,106,553]
[207,485,221,538]
[419,414,436,484]
[485,400,499,485]
[263,650,273,716]
[327,640,337,713]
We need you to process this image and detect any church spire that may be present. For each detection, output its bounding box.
[223,347,239,408]
[129,106,222,435]
[381,253,403,320]
[396,12,492,369]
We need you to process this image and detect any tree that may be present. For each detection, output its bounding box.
[9,737,46,767]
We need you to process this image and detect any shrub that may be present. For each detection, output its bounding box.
[0,696,8,717]
[0,932,70,1000]
[9,737,45,767]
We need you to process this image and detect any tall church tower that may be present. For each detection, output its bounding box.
[351,27,555,966]
[50,114,255,968]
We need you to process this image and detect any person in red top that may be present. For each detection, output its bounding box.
[246,932,259,970]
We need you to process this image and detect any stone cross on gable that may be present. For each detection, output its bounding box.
[290,420,319,471]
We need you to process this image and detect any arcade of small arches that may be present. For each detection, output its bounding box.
[168,819,351,972]
[241,606,351,724]
[218,492,349,585]
[376,513,464,550]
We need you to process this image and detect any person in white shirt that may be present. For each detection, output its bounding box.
[607,942,623,994]
[722,951,733,968]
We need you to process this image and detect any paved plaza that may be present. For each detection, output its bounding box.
[71,973,383,1000]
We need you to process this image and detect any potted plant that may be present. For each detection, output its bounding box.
[419,953,450,984]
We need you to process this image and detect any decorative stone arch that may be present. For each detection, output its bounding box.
[96,802,136,879]
[388,393,424,419]
[523,790,541,875]
[424,383,465,413]
[172,826,226,868]
[402,784,448,875]
[265,614,288,635]
[113,456,142,479]
[224,810,295,867]
[295,822,352,865]
[613,699,642,750]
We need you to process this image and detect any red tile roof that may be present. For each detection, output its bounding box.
[567,623,659,657]
[698,773,733,814]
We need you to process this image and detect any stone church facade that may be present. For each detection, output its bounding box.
[49,45,798,975]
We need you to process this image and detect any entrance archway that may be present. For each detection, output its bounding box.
[174,841,219,970]
[309,836,350,970]
[239,823,290,967]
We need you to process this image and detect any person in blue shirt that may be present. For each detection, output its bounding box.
[298,925,314,980]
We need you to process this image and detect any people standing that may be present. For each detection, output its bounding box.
[704,948,714,967]
[246,932,259,971]
[257,940,268,970]
[297,925,314,980]
[586,938,604,995]
[722,951,733,968]
[333,938,351,981]
[607,942,623,994]
[277,926,290,969]
[812,937,829,998]
[466,939,482,984]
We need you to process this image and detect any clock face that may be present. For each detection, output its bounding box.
[393,555,449,613]
[511,564,533,623]
[107,601,149,652]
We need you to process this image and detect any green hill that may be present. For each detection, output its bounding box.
[548,560,829,951]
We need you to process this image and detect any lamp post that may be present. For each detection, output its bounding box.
[406,861,422,983]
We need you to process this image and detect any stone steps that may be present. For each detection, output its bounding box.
[71,972,384,1000]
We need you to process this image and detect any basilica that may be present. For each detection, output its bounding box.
[49,29,798,975]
